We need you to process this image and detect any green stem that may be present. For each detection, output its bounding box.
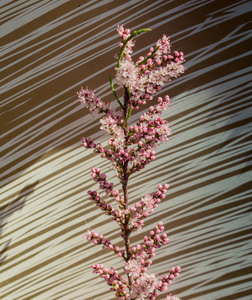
[109,75,124,110]
[122,104,132,129]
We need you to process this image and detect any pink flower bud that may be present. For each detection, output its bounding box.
[175,266,181,272]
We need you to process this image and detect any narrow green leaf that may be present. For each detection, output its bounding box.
[109,75,124,110]
[122,104,132,128]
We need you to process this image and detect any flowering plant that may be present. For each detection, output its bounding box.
[77,24,185,300]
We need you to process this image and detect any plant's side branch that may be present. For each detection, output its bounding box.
[122,104,132,129]
[117,28,151,68]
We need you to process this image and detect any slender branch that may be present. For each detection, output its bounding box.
[122,104,132,129]
[117,28,151,68]
[122,86,132,289]
[109,75,124,110]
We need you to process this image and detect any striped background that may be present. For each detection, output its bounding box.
[1,0,252,299]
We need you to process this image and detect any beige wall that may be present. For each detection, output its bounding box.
[1,1,251,299]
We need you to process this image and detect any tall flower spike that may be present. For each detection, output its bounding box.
[79,24,185,299]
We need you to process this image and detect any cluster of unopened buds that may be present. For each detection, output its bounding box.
[85,230,124,257]
[90,167,121,200]
[78,24,185,299]
[128,266,181,300]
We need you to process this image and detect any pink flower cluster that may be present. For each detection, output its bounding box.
[88,222,181,300]
[87,189,124,226]
[77,87,107,114]
[127,265,181,300]
[77,87,122,118]
[78,24,185,299]
[128,185,169,230]
[81,95,172,181]
[100,115,125,146]
[91,264,130,299]
[90,167,121,201]
[129,222,170,267]
[123,222,181,300]
[117,24,135,60]
[115,25,185,110]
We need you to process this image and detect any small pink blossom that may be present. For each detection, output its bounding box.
[115,58,139,89]
[165,294,182,300]
[124,259,142,278]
